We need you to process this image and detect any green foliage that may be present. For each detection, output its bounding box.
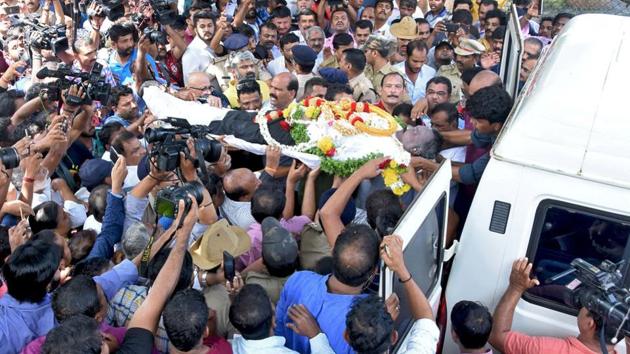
[290,123,310,144]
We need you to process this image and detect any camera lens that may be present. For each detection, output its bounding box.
[196,139,223,164]
[0,147,20,169]
[181,181,205,205]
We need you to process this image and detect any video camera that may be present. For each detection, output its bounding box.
[89,0,126,22]
[21,18,68,55]
[145,117,223,172]
[36,63,112,105]
[567,258,630,341]
[148,0,178,26]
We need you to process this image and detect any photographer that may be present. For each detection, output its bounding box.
[489,258,622,354]
[105,22,162,86]
[72,35,116,86]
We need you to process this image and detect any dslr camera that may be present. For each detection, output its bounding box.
[143,27,167,44]
[0,147,20,170]
[156,181,205,218]
[145,117,223,172]
[567,258,630,340]
[36,62,112,105]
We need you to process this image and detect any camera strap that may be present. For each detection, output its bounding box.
[139,209,160,277]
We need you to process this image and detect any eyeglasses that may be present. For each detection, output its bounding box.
[427,89,448,97]
[189,85,212,92]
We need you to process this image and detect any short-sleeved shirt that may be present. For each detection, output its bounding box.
[299,223,331,271]
[107,48,161,86]
[348,73,377,103]
[364,62,402,93]
[458,130,496,185]
[393,62,437,104]
[275,271,366,354]
[504,331,612,354]
[117,327,154,354]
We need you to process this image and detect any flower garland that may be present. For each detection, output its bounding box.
[379,159,411,196]
[257,99,410,190]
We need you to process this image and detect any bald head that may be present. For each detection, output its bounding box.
[469,70,502,96]
[269,72,298,110]
[223,168,260,201]
[187,72,212,90]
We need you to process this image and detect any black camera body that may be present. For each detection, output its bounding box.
[568,258,630,339]
[37,62,112,105]
[149,0,178,26]
[143,27,167,44]
[22,19,68,55]
[155,181,205,218]
[0,147,20,170]
[146,117,223,172]
[92,0,125,22]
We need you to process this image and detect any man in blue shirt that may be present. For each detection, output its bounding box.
[275,224,381,354]
[106,22,162,86]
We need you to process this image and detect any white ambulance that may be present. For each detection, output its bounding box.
[381,12,630,353]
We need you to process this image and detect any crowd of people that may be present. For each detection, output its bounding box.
[0,0,616,352]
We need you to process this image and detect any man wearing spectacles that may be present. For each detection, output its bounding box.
[420,76,452,126]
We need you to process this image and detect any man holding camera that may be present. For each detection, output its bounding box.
[489,258,623,354]
[105,22,162,86]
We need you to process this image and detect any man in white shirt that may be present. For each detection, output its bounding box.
[394,40,436,104]
[267,33,299,76]
[373,0,395,39]
[291,9,317,44]
[182,9,216,85]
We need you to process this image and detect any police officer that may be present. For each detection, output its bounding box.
[339,48,377,103]
[291,45,318,100]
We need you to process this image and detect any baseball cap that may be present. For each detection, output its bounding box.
[79,159,114,191]
[223,33,249,52]
[261,217,298,269]
[292,45,318,67]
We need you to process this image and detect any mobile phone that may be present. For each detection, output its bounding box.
[109,146,120,163]
[4,5,20,14]
[223,251,235,283]
[445,22,460,33]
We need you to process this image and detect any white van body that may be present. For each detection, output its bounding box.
[444,13,630,353]
[383,13,630,353]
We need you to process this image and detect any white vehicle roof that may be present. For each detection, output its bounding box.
[493,14,630,189]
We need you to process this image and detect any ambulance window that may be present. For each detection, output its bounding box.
[524,200,630,314]
[392,195,446,345]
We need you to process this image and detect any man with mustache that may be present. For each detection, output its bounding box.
[291,9,318,44]
[375,72,406,114]
[224,51,271,109]
[373,0,394,39]
[106,22,161,86]
[390,16,419,64]
[259,22,283,60]
[265,72,298,111]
